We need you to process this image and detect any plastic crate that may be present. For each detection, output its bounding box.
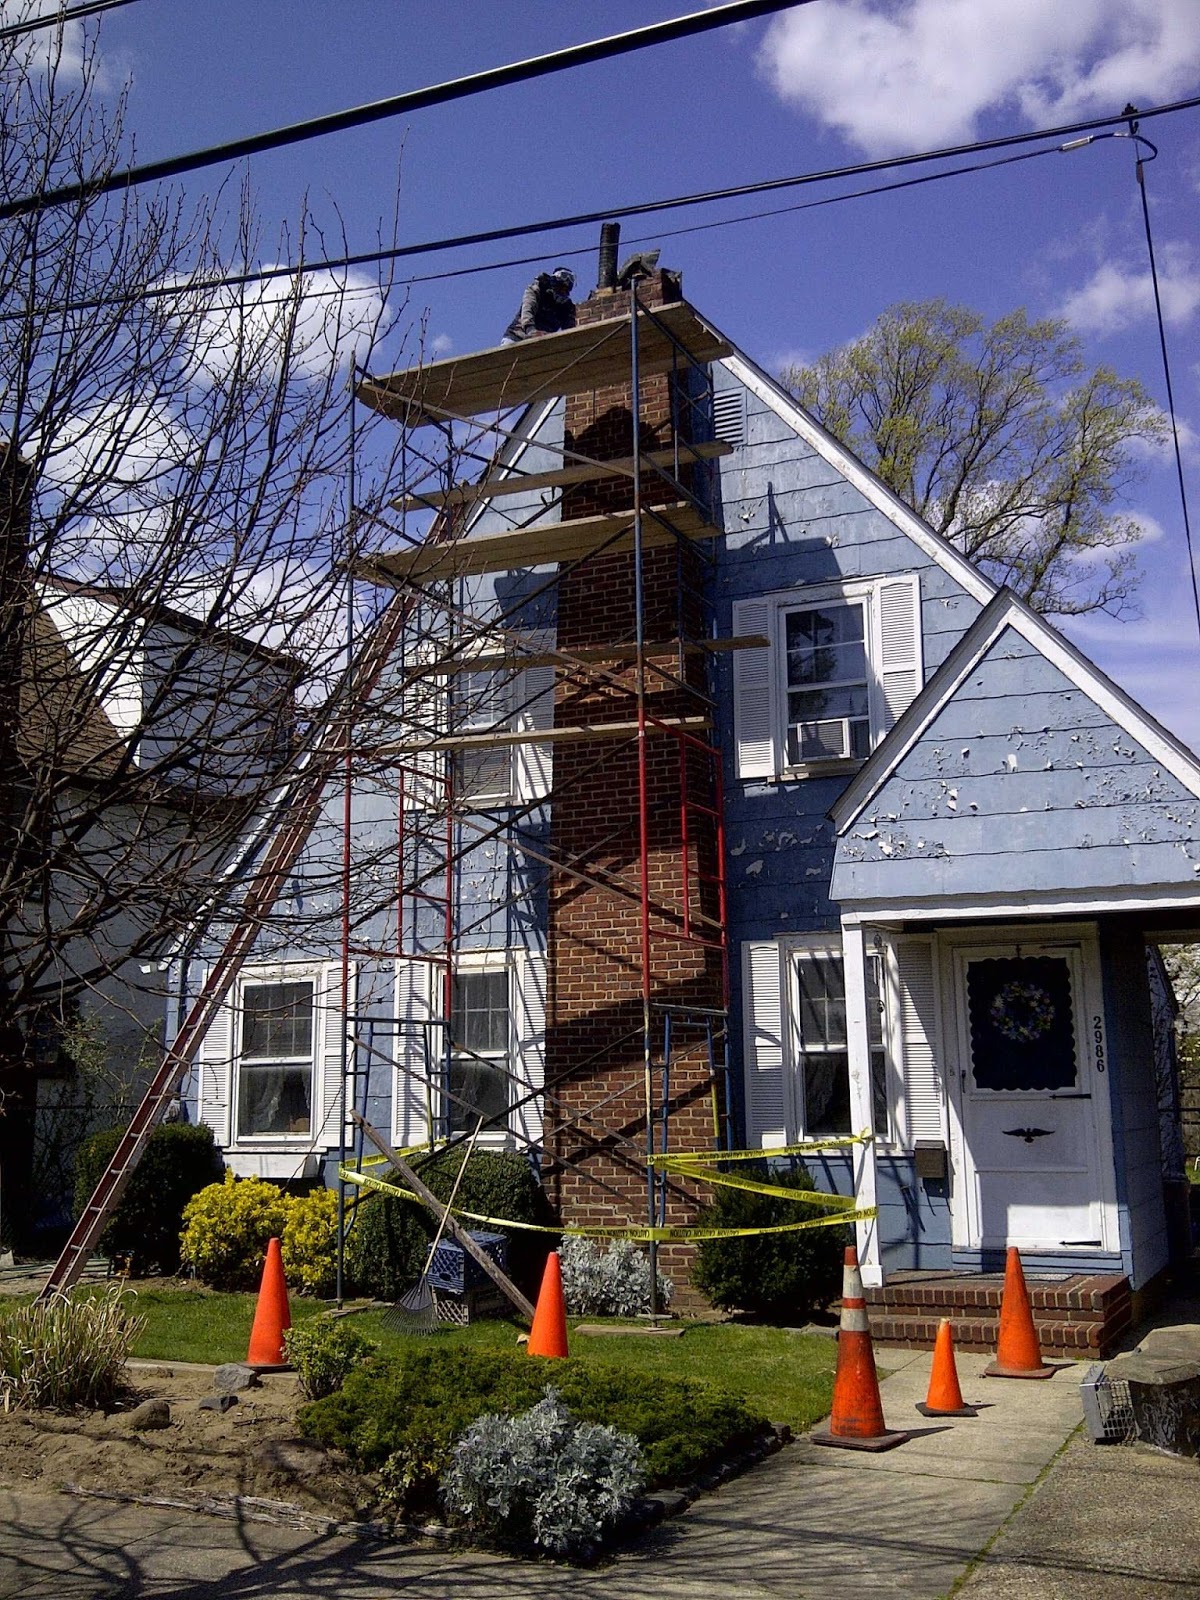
[432,1286,508,1325]
[426,1231,508,1294]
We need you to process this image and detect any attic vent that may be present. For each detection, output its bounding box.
[711,389,746,447]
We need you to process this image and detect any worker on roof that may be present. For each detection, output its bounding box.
[501,267,576,344]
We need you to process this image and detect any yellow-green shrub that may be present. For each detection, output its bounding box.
[282,1186,338,1298]
[181,1174,341,1296]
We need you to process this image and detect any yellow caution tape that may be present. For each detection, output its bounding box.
[338,1137,873,1243]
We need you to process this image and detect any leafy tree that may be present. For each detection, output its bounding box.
[782,300,1167,617]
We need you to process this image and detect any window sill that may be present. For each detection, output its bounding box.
[774,758,865,782]
[226,1148,320,1181]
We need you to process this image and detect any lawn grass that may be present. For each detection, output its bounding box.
[0,1285,838,1429]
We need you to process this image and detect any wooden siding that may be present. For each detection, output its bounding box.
[833,625,1200,907]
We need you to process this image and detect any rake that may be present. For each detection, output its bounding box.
[382,1117,483,1333]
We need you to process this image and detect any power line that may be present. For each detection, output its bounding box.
[0,0,147,43]
[0,0,808,219]
[6,95,1199,323]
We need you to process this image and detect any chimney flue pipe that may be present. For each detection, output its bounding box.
[597,222,620,291]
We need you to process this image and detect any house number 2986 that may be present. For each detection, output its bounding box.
[1093,1015,1105,1073]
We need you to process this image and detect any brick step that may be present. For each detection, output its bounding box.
[860,1272,1132,1358]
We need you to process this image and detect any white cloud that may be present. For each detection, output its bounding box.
[167,267,392,389]
[1057,246,1200,335]
[0,0,96,84]
[430,333,454,358]
[758,0,1200,157]
[40,400,193,494]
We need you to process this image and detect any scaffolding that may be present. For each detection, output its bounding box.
[42,270,753,1302]
[336,279,741,1301]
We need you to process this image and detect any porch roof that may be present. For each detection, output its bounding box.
[830,590,1200,920]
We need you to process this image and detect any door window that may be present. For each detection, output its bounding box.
[965,955,1076,1092]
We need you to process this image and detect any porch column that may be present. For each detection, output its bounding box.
[842,920,881,1286]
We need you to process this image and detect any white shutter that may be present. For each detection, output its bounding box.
[732,598,776,779]
[196,970,234,1147]
[743,939,789,1147]
[404,667,446,815]
[514,662,556,802]
[393,956,435,1148]
[894,937,944,1146]
[511,948,546,1151]
[876,576,922,730]
[319,962,356,1144]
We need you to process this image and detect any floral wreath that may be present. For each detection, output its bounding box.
[989,981,1056,1044]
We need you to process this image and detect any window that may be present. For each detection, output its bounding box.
[448,966,510,1133]
[454,668,514,803]
[784,600,870,763]
[732,576,922,780]
[791,945,889,1139]
[237,979,315,1138]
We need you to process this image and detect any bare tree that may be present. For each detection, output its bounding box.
[0,9,410,1240]
[783,299,1168,617]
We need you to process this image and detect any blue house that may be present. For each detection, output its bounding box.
[178,258,1195,1345]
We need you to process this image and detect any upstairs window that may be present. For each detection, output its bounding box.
[454,668,514,803]
[733,575,922,780]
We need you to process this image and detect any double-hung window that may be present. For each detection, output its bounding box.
[237,978,316,1138]
[732,575,922,780]
[454,667,514,804]
[448,965,511,1134]
[791,943,889,1140]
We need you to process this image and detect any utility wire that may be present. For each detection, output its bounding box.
[7,96,1200,323]
[1124,111,1200,645]
[0,0,146,43]
[0,0,807,218]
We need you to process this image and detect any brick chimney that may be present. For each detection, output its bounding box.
[543,270,724,1288]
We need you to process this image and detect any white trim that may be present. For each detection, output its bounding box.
[833,590,1200,836]
[842,924,881,1286]
[841,883,1200,925]
[718,352,996,606]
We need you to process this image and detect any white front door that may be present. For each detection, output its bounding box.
[949,939,1115,1256]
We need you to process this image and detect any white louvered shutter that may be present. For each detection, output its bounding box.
[732,598,776,779]
[393,957,435,1148]
[894,938,944,1146]
[743,940,789,1147]
[514,661,556,802]
[876,576,923,731]
[511,948,547,1151]
[319,963,356,1143]
[196,972,234,1147]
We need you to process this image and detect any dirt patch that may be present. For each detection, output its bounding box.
[0,1362,371,1522]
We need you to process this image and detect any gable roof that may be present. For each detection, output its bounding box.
[716,346,997,607]
[831,587,1200,836]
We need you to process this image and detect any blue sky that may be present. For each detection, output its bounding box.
[41,1,1200,744]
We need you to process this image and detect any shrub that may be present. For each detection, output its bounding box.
[73,1121,223,1275]
[180,1175,342,1295]
[559,1236,673,1317]
[180,1173,292,1290]
[283,1317,377,1400]
[691,1163,847,1321]
[438,1387,644,1559]
[346,1148,558,1300]
[0,1286,145,1409]
[281,1186,339,1297]
[297,1344,766,1509]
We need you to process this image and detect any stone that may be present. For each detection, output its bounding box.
[213,1363,261,1394]
[126,1398,171,1431]
[1121,1357,1200,1457]
[199,1393,238,1413]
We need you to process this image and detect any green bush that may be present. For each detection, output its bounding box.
[283,1317,377,1399]
[346,1148,558,1300]
[0,1286,146,1409]
[73,1121,223,1275]
[690,1163,847,1321]
[297,1344,766,1516]
[180,1173,339,1295]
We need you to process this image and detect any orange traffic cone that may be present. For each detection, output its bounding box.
[246,1236,292,1370]
[526,1249,569,1359]
[984,1247,1056,1379]
[917,1318,977,1417]
[812,1246,908,1451]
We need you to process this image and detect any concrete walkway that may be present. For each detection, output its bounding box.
[0,1348,1096,1600]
